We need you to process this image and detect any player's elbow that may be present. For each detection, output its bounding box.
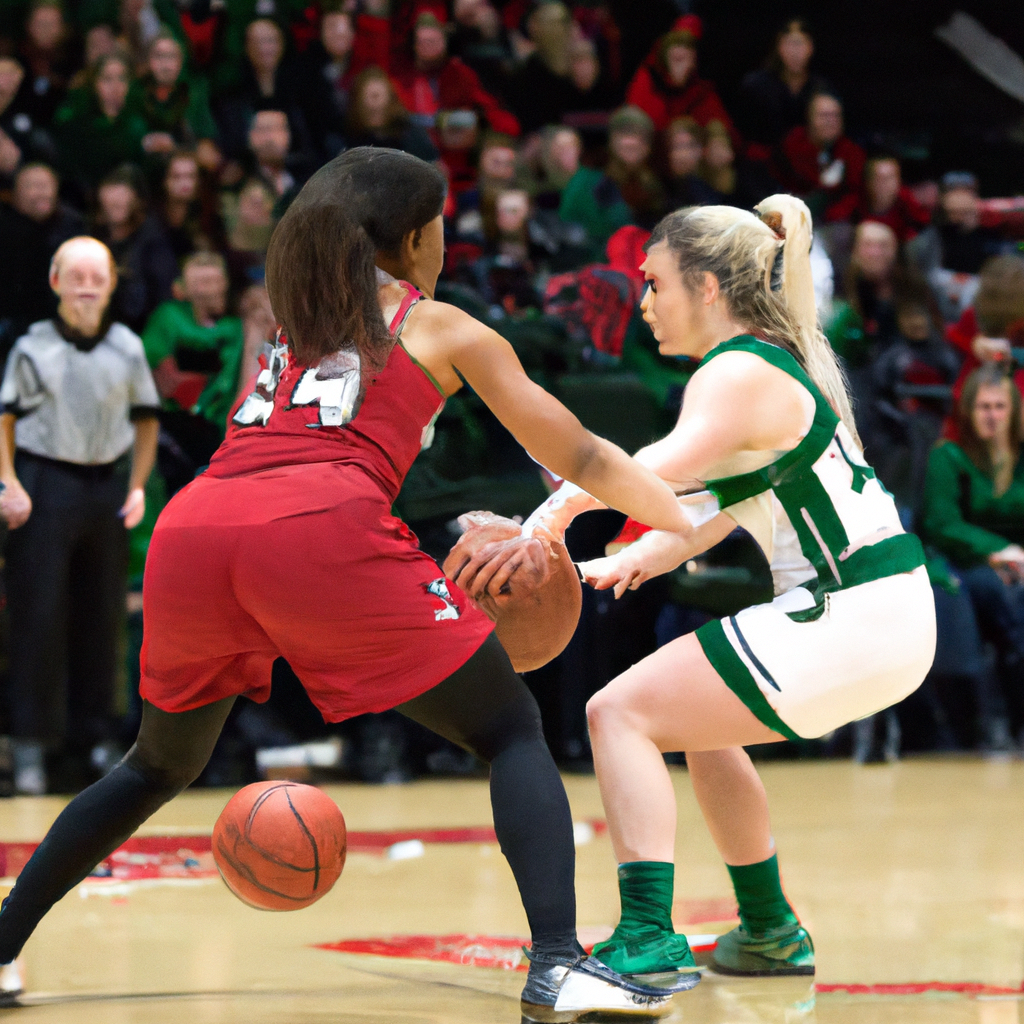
[559,431,605,489]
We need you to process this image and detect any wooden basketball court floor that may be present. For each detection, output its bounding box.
[0,757,1021,1024]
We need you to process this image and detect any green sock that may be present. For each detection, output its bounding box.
[727,853,798,934]
[612,861,675,936]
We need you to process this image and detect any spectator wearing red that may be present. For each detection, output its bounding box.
[946,256,1024,411]
[624,15,739,147]
[776,91,864,222]
[393,11,519,139]
[830,155,930,241]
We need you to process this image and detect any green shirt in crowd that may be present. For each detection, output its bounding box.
[142,300,244,429]
[822,300,870,368]
[53,90,149,192]
[559,167,633,258]
[921,439,1024,568]
[127,72,219,144]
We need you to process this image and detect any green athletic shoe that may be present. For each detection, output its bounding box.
[711,923,815,977]
[591,930,702,993]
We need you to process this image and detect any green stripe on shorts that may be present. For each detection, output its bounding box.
[696,618,801,742]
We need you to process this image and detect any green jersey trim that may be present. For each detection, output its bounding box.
[699,337,838,509]
[696,618,801,741]
[398,339,447,399]
[392,294,448,400]
[694,335,925,595]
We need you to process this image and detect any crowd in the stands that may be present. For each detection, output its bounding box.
[2,0,1024,792]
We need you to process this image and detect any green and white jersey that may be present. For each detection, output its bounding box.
[689,337,933,741]
[697,336,925,600]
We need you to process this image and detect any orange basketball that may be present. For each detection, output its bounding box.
[443,512,582,673]
[212,781,347,911]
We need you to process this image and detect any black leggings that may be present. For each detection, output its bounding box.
[0,635,578,963]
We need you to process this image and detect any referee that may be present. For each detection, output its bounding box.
[0,237,160,795]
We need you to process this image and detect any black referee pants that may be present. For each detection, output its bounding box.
[5,451,130,747]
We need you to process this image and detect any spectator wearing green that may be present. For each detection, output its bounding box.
[821,221,901,369]
[559,166,632,258]
[921,365,1024,737]
[922,367,1024,568]
[53,50,147,201]
[215,0,315,94]
[129,30,222,174]
[142,251,243,495]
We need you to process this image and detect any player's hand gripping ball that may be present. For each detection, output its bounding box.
[213,781,347,910]
[443,511,582,672]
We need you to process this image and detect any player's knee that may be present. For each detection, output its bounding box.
[126,746,205,795]
[468,692,544,763]
[586,686,635,737]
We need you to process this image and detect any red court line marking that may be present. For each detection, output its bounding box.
[816,982,1024,997]
[316,932,720,970]
[0,821,608,880]
[317,934,532,971]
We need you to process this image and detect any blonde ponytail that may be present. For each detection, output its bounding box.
[754,195,860,446]
[647,198,860,445]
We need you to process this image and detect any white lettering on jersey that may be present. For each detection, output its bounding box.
[289,349,362,427]
[425,578,461,621]
[233,340,288,427]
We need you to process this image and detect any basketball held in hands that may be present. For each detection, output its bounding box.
[443,511,582,673]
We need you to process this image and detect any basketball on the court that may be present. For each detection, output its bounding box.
[212,781,347,911]
[444,512,582,672]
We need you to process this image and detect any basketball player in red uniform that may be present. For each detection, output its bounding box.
[0,149,688,1021]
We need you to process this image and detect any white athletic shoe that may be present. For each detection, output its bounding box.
[0,959,23,1004]
[520,951,673,1023]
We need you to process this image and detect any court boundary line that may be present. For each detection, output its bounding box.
[11,959,523,1008]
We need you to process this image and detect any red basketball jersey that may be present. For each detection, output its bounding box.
[208,283,443,503]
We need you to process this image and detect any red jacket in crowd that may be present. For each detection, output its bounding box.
[337,13,391,88]
[393,56,520,137]
[625,64,739,145]
[829,185,931,241]
[946,305,1024,412]
[776,125,866,220]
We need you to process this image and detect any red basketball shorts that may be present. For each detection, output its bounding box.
[139,463,494,722]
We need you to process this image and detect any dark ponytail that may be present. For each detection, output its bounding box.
[265,203,390,368]
[265,146,447,367]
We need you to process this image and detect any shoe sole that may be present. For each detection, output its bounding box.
[710,960,815,977]
[625,969,703,993]
[521,1000,673,1022]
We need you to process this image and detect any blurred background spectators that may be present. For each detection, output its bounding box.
[2,0,1024,790]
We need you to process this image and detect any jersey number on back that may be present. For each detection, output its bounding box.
[234,343,363,429]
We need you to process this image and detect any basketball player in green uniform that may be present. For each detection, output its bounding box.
[457,195,936,986]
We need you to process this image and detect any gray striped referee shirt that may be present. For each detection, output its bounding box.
[0,319,161,466]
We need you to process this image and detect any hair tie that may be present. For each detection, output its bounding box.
[760,210,787,240]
